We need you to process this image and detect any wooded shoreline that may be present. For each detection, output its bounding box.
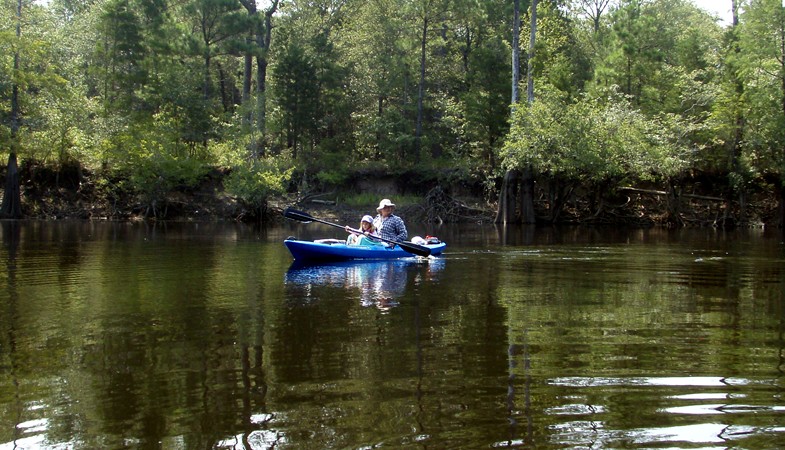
[5,163,779,229]
[2,1,784,232]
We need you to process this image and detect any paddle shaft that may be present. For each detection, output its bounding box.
[283,207,431,257]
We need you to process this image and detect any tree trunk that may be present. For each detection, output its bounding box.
[520,165,536,224]
[722,0,744,228]
[547,178,572,223]
[665,180,684,227]
[495,169,520,224]
[242,33,253,126]
[256,53,267,155]
[497,0,531,225]
[253,0,279,156]
[777,178,785,228]
[526,0,537,103]
[217,63,229,112]
[779,4,785,229]
[517,0,538,223]
[511,0,520,105]
[239,0,255,108]
[203,52,211,100]
[3,0,23,219]
[0,153,23,219]
[12,0,21,139]
[415,15,428,163]
[376,95,384,159]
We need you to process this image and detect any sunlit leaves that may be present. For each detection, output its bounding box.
[94,0,147,109]
[594,0,723,115]
[0,0,79,155]
[224,151,294,209]
[1,0,783,216]
[502,86,689,184]
[736,0,785,176]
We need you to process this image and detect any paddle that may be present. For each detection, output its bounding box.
[283,207,432,257]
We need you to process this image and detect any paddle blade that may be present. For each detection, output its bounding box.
[398,241,431,257]
[283,207,313,223]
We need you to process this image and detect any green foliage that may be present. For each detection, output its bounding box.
[121,135,211,209]
[1,1,73,154]
[270,42,319,158]
[502,85,690,184]
[94,0,148,111]
[337,191,379,209]
[311,148,353,187]
[454,36,510,170]
[1,0,783,216]
[734,0,785,178]
[531,1,593,97]
[315,170,348,187]
[592,0,722,115]
[337,192,423,210]
[224,153,294,210]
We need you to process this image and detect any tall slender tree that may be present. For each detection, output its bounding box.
[1,0,25,219]
[238,0,279,155]
[574,0,612,33]
[273,43,318,159]
[496,0,536,224]
[520,0,537,224]
[720,0,746,226]
[512,0,521,105]
[495,0,521,225]
[415,5,428,162]
[255,1,279,152]
[526,0,537,103]
[186,0,246,100]
[95,0,147,111]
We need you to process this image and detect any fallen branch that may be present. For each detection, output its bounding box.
[619,187,723,202]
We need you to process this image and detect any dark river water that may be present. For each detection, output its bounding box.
[0,220,783,449]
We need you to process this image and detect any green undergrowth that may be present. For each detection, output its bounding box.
[336,192,424,210]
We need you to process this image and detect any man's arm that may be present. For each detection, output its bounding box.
[395,216,407,241]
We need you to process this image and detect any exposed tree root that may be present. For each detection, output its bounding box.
[404,186,495,223]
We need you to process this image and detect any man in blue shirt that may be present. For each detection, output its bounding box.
[373,198,407,243]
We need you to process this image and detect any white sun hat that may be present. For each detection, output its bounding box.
[376,198,395,210]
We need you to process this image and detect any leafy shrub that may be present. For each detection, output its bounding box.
[126,143,210,217]
[224,153,295,215]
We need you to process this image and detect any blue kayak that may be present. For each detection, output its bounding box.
[284,238,446,261]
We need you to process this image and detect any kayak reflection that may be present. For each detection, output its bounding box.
[284,258,445,310]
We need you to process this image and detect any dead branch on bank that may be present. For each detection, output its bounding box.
[618,186,723,202]
[585,186,729,227]
[297,191,336,205]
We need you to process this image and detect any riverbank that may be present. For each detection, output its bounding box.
[6,163,781,228]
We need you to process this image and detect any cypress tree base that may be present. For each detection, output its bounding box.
[0,153,23,219]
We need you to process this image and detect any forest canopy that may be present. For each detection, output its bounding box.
[0,0,783,224]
